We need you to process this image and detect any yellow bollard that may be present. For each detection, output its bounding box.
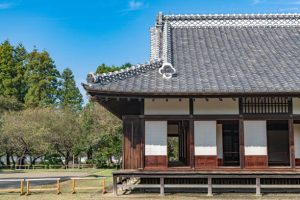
[102,178,106,194]
[26,180,30,195]
[57,179,61,194]
[20,180,24,195]
[72,179,75,194]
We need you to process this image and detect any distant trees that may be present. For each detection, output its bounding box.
[96,62,131,74]
[0,40,122,168]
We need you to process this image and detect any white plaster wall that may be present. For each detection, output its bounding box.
[145,121,167,156]
[293,98,300,114]
[194,121,217,156]
[144,99,189,115]
[217,124,223,159]
[194,98,239,115]
[294,124,300,158]
[244,121,267,155]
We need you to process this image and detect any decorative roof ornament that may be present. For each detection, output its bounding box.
[158,62,176,79]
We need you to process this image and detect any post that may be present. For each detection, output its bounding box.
[57,179,60,195]
[113,176,118,196]
[239,118,245,168]
[102,178,106,194]
[289,119,295,168]
[72,179,75,194]
[159,177,165,196]
[20,180,24,195]
[207,177,213,196]
[256,177,261,196]
[26,180,30,195]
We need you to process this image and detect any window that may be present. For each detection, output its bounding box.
[241,97,290,114]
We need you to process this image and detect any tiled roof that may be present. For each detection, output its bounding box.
[84,13,300,96]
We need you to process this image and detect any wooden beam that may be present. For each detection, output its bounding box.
[190,119,195,169]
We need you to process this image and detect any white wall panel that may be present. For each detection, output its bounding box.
[194,121,217,156]
[244,121,267,155]
[145,121,167,156]
[294,124,300,158]
[293,98,300,114]
[194,98,239,115]
[217,124,223,159]
[144,99,189,115]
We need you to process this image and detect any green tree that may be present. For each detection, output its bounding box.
[95,62,131,74]
[24,49,60,107]
[0,40,17,97]
[13,43,27,102]
[0,96,23,114]
[80,102,122,165]
[59,68,83,112]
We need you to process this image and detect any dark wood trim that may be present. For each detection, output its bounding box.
[295,159,300,166]
[190,119,195,169]
[140,99,144,115]
[189,98,193,115]
[122,120,125,169]
[239,119,245,169]
[141,119,145,169]
[289,119,295,168]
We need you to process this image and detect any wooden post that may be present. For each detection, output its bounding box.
[26,180,30,195]
[72,179,75,194]
[57,179,60,195]
[113,176,118,196]
[190,119,195,169]
[159,177,164,196]
[289,119,295,168]
[102,178,106,194]
[239,119,245,169]
[20,180,24,195]
[255,177,261,196]
[207,177,213,196]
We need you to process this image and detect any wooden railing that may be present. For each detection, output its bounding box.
[0,179,24,195]
[71,177,106,194]
[113,174,300,196]
[25,178,61,195]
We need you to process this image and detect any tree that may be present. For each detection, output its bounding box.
[0,108,50,166]
[59,68,83,112]
[95,62,131,74]
[0,40,17,97]
[24,49,60,107]
[0,96,23,114]
[0,41,27,102]
[80,102,122,165]
[45,109,82,166]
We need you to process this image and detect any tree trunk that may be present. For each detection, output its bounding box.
[87,148,93,161]
[10,155,15,167]
[6,153,10,166]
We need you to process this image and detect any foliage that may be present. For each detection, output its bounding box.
[95,62,131,74]
[59,68,83,112]
[24,49,60,107]
[0,95,23,114]
[80,102,122,166]
[0,41,27,101]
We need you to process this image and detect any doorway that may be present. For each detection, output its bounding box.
[267,120,290,166]
[220,121,240,166]
[167,120,189,167]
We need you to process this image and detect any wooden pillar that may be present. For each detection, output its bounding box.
[113,176,118,196]
[159,177,164,196]
[289,118,295,168]
[207,177,213,196]
[190,119,195,169]
[140,119,145,169]
[255,177,261,196]
[239,119,245,169]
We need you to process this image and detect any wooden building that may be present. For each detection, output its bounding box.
[83,13,300,195]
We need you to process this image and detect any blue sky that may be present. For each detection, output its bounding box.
[0,0,299,99]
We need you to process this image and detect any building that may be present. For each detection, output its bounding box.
[83,13,300,195]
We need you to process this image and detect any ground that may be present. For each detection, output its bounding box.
[1,169,300,199]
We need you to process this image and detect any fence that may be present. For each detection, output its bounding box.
[0,179,24,195]
[25,178,61,195]
[71,177,106,194]
[0,164,97,170]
